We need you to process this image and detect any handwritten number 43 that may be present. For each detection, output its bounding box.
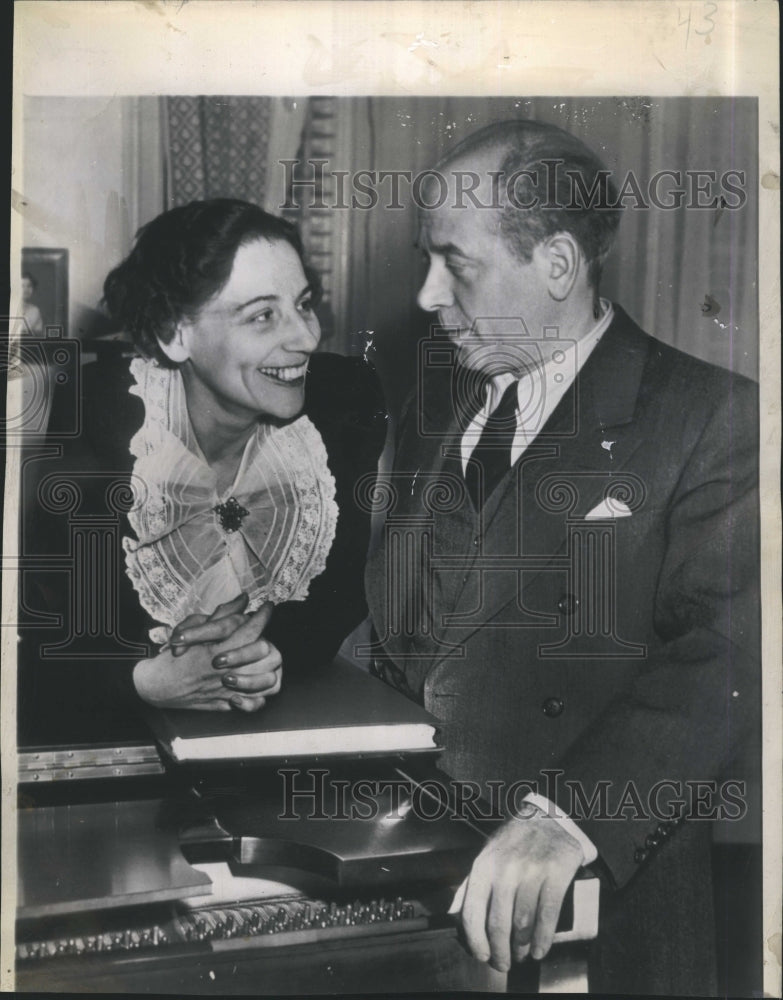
[679,2,718,45]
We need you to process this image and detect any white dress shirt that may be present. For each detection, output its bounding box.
[461,300,614,474]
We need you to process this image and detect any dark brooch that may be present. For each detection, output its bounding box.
[214,496,250,533]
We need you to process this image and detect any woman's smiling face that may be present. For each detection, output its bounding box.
[165,237,321,423]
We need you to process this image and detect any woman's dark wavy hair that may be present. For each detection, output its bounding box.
[103,199,321,367]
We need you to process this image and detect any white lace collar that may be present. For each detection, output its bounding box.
[122,357,338,644]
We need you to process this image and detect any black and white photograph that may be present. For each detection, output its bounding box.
[4,3,780,997]
[17,247,69,338]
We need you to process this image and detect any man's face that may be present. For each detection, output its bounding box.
[417,161,552,377]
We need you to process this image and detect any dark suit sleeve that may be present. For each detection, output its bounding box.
[553,377,760,889]
[264,354,387,674]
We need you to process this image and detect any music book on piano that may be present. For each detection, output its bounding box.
[145,657,440,762]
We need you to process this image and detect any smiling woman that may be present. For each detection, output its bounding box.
[19,200,386,738]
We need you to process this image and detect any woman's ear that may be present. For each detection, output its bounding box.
[156,324,191,364]
[536,233,582,302]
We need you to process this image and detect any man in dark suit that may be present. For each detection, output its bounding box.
[365,120,759,995]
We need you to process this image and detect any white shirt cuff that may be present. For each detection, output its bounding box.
[523,793,598,865]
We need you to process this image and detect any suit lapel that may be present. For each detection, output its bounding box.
[435,307,653,660]
[365,363,478,656]
[394,363,483,518]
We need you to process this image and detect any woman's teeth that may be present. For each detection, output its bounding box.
[258,363,308,383]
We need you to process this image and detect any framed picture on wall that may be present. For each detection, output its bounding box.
[19,247,69,337]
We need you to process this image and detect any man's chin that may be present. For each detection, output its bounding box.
[457,344,511,377]
[457,341,539,379]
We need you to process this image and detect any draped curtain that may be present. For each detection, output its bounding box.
[159,96,758,394]
[163,96,274,207]
[328,97,757,412]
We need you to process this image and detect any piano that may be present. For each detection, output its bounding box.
[15,731,600,994]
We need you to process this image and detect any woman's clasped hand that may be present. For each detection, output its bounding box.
[133,593,282,712]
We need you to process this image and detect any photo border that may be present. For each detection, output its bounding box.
[6,3,780,995]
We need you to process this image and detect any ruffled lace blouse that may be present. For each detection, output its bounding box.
[122,358,338,644]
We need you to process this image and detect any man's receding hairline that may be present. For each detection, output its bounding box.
[435,139,510,176]
[435,118,558,172]
[435,119,603,177]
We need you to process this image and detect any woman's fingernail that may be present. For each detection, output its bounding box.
[213,655,229,668]
[230,695,243,708]
[531,947,544,961]
[223,675,236,687]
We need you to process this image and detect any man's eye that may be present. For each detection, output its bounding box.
[298,298,314,314]
[446,258,466,275]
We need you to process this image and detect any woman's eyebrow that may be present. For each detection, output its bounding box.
[234,294,277,312]
[234,283,314,312]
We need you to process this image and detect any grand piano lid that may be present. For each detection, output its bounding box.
[17,798,212,919]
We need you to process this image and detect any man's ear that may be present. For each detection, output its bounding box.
[156,324,191,364]
[536,233,582,302]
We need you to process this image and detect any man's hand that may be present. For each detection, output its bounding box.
[133,594,282,711]
[459,803,583,972]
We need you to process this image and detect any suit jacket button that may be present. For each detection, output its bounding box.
[656,822,674,838]
[645,833,660,849]
[634,847,649,864]
[542,696,564,718]
[557,593,579,615]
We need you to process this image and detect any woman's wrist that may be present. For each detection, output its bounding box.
[132,657,160,706]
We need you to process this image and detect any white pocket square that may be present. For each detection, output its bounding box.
[584,498,632,519]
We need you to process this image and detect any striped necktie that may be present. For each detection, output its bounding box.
[464,380,519,509]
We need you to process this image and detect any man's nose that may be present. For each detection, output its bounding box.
[417,259,453,313]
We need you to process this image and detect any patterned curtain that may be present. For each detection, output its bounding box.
[161,95,340,347]
[163,97,274,206]
[283,97,342,347]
